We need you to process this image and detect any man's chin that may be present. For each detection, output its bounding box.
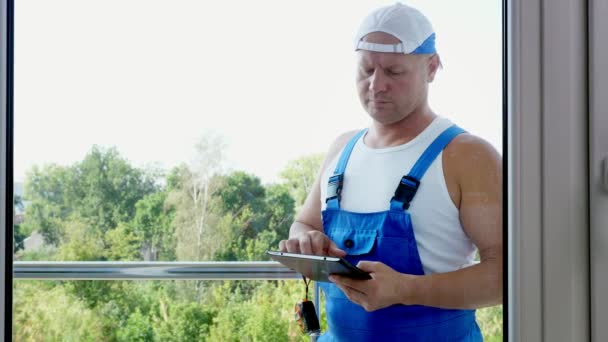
[367,110,401,125]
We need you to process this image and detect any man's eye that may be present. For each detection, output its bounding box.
[388,70,404,76]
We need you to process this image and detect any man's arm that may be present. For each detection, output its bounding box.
[279,131,358,256]
[408,134,502,309]
[330,134,502,310]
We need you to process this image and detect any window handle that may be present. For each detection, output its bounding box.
[603,156,608,193]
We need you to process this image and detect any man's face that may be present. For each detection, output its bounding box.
[356,32,437,124]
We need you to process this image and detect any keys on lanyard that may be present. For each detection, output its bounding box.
[294,275,320,335]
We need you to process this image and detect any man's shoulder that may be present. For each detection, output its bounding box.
[326,129,365,159]
[444,132,499,158]
[443,132,502,180]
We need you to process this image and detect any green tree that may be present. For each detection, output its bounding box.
[21,164,76,245]
[105,222,142,261]
[115,308,155,342]
[279,153,324,208]
[74,146,158,234]
[154,301,216,341]
[129,191,175,261]
[207,281,309,342]
[13,281,105,341]
[169,134,226,262]
[214,172,267,238]
[212,172,295,262]
[264,184,295,248]
[57,217,106,261]
[13,194,26,251]
[20,147,159,247]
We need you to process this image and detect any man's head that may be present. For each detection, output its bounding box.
[354,3,440,125]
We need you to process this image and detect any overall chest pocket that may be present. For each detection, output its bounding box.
[322,229,378,300]
[329,228,377,257]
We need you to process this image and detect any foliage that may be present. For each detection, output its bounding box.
[128,191,175,261]
[477,305,503,341]
[57,217,105,261]
[13,142,503,340]
[279,153,324,208]
[115,309,155,342]
[104,222,142,261]
[153,301,216,341]
[21,164,75,245]
[13,195,26,251]
[15,245,58,261]
[21,146,158,247]
[207,281,309,342]
[13,281,105,341]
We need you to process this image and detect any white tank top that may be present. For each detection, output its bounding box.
[320,117,477,275]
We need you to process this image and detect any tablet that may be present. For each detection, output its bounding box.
[266,250,371,283]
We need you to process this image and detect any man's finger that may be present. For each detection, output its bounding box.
[356,261,381,272]
[309,233,327,255]
[299,235,313,255]
[285,239,300,253]
[328,240,346,257]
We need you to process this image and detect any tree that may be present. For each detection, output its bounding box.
[154,302,216,341]
[169,133,226,262]
[13,281,105,341]
[74,146,158,234]
[56,217,105,261]
[21,164,76,245]
[129,191,175,261]
[104,222,142,261]
[13,195,26,251]
[279,153,324,209]
[20,147,159,246]
[264,184,295,246]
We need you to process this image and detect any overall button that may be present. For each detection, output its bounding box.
[344,239,354,248]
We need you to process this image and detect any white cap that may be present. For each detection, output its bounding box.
[354,2,436,54]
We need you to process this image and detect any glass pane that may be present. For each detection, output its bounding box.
[13,0,502,340]
[13,279,315,341]
[13,279,502,341]
[14,0,501,263]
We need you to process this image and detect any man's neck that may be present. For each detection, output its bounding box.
[365,108,437,148]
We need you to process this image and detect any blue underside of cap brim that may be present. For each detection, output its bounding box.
[412,33,436,54]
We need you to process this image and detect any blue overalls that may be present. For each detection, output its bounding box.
[318,125,483,342]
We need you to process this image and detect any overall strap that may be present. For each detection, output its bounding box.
[326,129,368,209]
[390,125,466,211]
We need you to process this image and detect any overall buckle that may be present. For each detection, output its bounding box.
[392,175,420,210]
[325,174,344,203]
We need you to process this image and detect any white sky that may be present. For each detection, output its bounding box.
[14,0,502,185]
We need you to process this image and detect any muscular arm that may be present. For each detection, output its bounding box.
[407,134,503,309]
[280,131,358,256]
[331,134,502,311]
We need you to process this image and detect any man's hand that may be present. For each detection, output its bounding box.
[278,230,346,257]
[329,261,419,312]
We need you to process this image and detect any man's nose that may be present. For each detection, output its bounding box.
[369,69,388,93]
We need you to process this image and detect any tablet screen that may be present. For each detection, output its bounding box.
[266,250,371,282]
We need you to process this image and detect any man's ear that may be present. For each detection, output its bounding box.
[427,54,440,82]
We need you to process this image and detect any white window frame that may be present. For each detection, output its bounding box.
[509,0,589,340]
[589,0,608,341]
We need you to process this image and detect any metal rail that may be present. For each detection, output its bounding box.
[13,261,301,280]
[13,261,321,340]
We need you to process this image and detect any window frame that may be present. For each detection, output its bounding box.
[508,0,589,340]
[1,0,597,340]
[1,0,14,338]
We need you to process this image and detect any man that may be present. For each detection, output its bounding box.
[279,3,502,341]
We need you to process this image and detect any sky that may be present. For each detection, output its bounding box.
[14,0,502,185]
